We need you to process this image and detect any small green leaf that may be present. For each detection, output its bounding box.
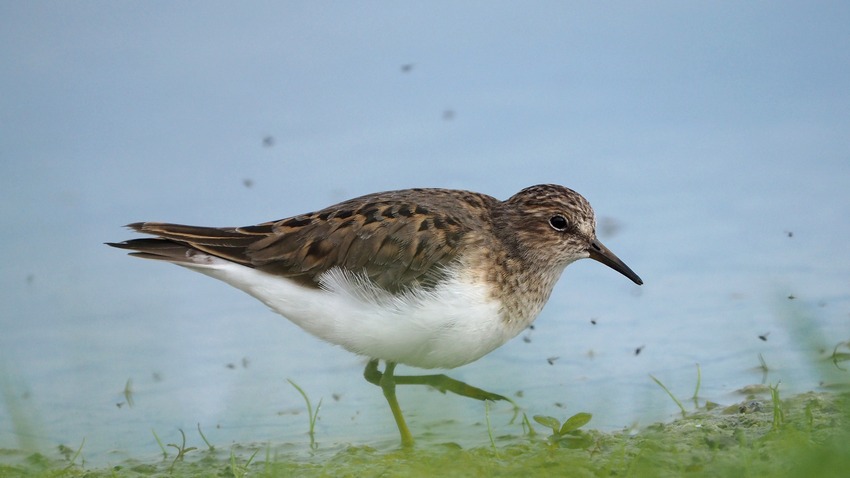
[560,412,592,434]
[558,433,594,449]
[533,415,561,432]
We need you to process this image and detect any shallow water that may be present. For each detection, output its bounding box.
[2,2,849,467]
[1,210,845,466]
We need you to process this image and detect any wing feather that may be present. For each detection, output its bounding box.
[109,188,496,293]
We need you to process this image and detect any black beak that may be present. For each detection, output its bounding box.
[588,238,643,285]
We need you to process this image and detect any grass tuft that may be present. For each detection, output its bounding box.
[287,379,322,450]
[229,446,260,478]
[769,382,785,430]
[532,411,594,448]
[166,428,197,463]
[61,438,85,470]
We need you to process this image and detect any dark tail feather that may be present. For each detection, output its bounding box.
[109,222,268,267]
[106,238,201,264]
[126,222,264,247]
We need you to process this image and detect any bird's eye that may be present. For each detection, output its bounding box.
[549,215,568,231]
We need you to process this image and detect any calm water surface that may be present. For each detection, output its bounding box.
[2,184,846,466]
[1,2,849,467]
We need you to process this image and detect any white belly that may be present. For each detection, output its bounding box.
[183,257,514,369]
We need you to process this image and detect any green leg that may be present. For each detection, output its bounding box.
[363,360,518,447]
[365,360,414,447]
[392,373,514,404]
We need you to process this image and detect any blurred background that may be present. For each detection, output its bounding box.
[1,1,848,465]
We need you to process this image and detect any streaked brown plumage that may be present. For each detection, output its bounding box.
[117,188,490,292]
[108,183,642,446]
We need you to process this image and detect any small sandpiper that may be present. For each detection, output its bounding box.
[108,184,642,446]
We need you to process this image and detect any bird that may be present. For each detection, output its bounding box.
[108,184,642,446]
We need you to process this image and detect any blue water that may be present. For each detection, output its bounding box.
[2,2,849,466]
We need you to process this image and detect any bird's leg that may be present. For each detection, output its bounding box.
[364,359,414,447]
[364,359,514,403]
[392,373,515,404]
[363,359,383,385]
[363,359,519,446]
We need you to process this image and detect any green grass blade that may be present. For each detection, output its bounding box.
[484,400,498,454]
[287,378,321,449]
[650,374,687,416]
[151,429,167,458]
[692,363,701,400]
[197,423,214,451]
